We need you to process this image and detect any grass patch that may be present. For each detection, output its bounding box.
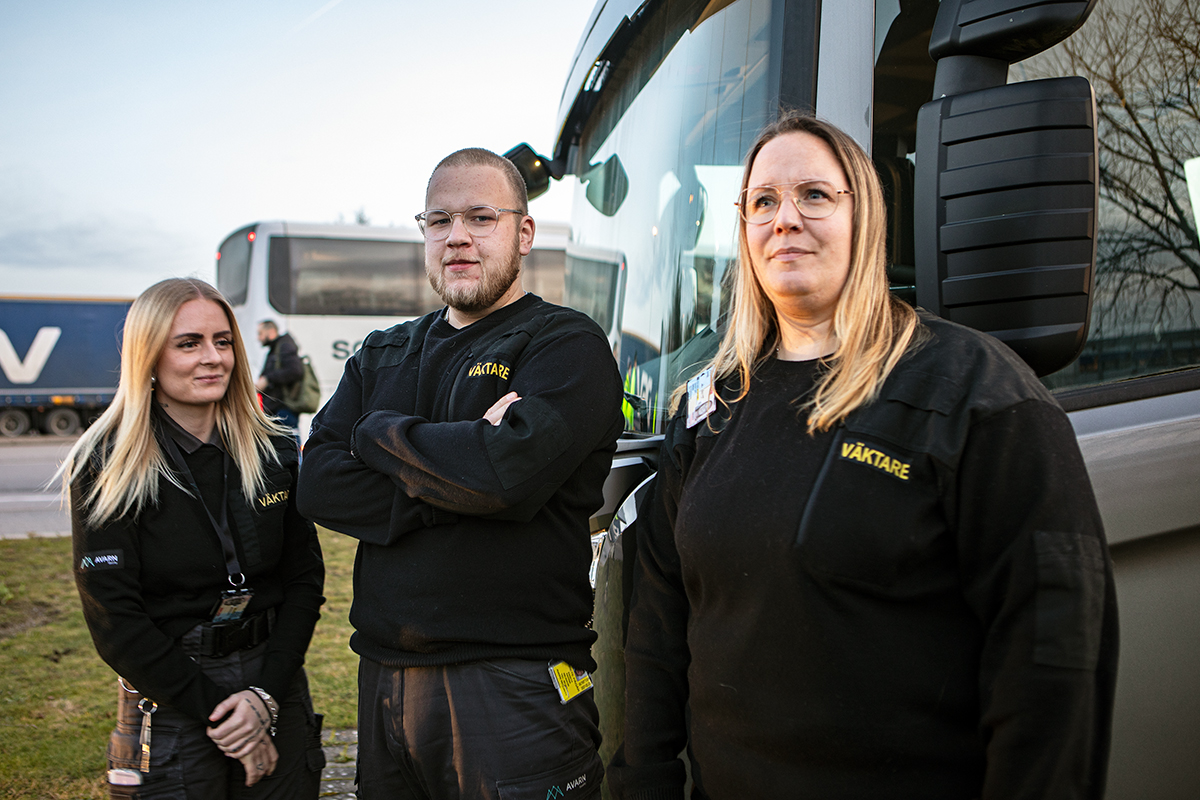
[308,529,358,730]
[0,530,358,798]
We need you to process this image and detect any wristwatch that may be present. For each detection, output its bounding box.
[247,686,279,737]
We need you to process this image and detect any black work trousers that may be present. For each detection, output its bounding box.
[356,657,604,800]
[106,630,325,799]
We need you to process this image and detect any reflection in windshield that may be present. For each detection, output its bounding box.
[571,0,779,432]
[1016,0,1200,387]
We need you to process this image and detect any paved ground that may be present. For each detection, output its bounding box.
[0,494,69,538]
[320,729,358,799]
[0,435,74,537]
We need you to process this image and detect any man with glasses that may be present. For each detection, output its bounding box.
[298,148,623,800]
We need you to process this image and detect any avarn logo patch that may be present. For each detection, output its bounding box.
[79,549,124,572]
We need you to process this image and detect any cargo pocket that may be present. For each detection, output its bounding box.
[106,724,184,800]
[289,667,326,774]
[106,678,184,800]
[306,711,327,773]
[1033,530,1106,670]
[108,678,146,772]
[496,750,603,800]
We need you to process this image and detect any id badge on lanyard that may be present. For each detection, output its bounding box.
[212,587,253,622]
[162,435,253,622]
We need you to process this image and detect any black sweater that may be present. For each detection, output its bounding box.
[618,315,1118,800]
[297,294,624,671]
[72,416,325,722]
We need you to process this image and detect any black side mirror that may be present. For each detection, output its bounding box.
[504,143,560,201]
[914,77,1098,377]
[930,0,1099,63]
[915,0,1101,377]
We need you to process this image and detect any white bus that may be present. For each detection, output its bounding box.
[214,220,574,410]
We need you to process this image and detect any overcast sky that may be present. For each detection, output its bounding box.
[0,0,593,297]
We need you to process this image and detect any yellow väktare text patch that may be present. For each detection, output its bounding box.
[467,361,510,380]
[838,439,912,481]
[257,489,289,509]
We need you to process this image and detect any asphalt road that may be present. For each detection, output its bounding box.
[0,435,76,538]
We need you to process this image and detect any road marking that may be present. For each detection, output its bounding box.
[0,493,62,505]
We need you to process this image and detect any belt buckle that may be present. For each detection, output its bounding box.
[206,618,237,657]
[224,618,248,654]
[199,624,219,656]
[199,611,264,657]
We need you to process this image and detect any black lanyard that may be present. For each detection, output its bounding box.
[162,434,244,586]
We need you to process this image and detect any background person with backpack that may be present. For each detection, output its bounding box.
[255,320,305,431]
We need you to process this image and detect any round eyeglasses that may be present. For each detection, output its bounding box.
[736,181,853,225]
[415,206,524,240]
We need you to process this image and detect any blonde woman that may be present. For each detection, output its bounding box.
[615,114,1118,799]
[62,278,324,798]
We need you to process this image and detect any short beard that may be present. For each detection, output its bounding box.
[427,236,522,314]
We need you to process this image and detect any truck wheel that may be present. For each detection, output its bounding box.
[42,408,81,436]
[0,409,32,437]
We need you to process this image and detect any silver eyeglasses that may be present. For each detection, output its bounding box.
[415,206,524,240]
[736,181,853,225]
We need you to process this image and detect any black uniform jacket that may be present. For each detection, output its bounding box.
[297,294,624,671]
[618,314,1118,800]
[72,418,325,723]
[261,332,303,415]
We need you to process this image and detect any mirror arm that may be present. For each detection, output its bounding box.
[932,55,1010,99]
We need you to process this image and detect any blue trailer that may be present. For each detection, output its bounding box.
[0,296,131,437]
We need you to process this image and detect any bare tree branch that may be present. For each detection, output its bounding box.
[1022,0,1200,340]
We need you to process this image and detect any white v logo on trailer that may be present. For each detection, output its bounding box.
[0,327,62,384]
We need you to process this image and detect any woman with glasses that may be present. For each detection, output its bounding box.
[613,113,1117,800]
[62,278,325,798]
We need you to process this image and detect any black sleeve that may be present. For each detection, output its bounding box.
[613,420,692,800]
[72,472,228,722]
[255,441,325,702]
[297,356,429,544]
[350,330,623,522]
[955,400,1118,800]
[262,336,303,385]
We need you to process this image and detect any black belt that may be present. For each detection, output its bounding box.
[195,609,274,658]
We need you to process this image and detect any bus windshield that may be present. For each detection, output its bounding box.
[267,236,439,317]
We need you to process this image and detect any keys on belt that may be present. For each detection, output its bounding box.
[138,697,157,772]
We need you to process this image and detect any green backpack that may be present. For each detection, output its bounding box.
[281,356,321,414]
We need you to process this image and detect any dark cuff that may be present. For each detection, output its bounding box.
[607,746,687,800]
[349,411,377,460]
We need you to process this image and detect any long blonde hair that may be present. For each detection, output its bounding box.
[682,112,923,432]
[61,278,286,526]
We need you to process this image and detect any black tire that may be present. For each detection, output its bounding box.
[0,408,32,437]
[42,407,81,436]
